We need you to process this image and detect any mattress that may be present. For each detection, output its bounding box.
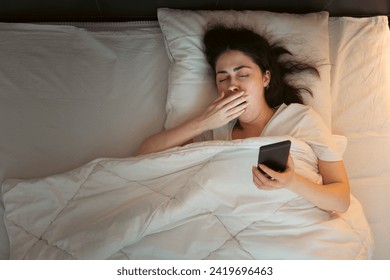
[0,21,170,259]
[1,14,389,259]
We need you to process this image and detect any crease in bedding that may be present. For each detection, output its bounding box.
[2,136,373,259]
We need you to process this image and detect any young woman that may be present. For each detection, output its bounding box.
[136,24,350,213]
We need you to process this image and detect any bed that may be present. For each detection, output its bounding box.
[0,1,389,260]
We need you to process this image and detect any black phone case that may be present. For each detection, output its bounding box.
[257,140,291,176]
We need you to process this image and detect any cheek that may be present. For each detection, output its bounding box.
[215,82,225,94]
[246,82,264,96]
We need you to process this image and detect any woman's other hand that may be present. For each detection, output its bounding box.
[252,155,296,190]
[252,155,350,212]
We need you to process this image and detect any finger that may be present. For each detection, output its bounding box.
[226,102,248,117]
[256,165,281,187]
[252,166,272,185]
[225,96,249,112]
[252,166,265,181]
[217,91,245,107]
[225,91,248,106]
[258,164,279,180]
[257,185,275,191]
[252,168,276,190]
[252,166,265,188]
[225,109,246,123]
[286,154,294,170]
[212,91,226,104]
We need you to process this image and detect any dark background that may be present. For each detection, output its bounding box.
[0,0,389,22]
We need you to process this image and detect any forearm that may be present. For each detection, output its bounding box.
[135,119,203,156]
[254,158,351,213]
[289,173,350,213]
[135,91,248,156]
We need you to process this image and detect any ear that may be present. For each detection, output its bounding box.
[263,70,271,87]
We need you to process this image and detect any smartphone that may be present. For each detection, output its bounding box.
[257,140,291,178]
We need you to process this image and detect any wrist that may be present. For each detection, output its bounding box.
[191,116,209,135]
[287,172,301,193]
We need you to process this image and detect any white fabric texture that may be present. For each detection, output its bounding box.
[2,137,373,260]
[0,21,169,259]
[329,16,390,259]
[196,103,342,161]
[0,21,169,183]
[157,8,332,129]
[1,15,389,260]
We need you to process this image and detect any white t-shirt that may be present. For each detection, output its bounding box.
[194,103,341,161]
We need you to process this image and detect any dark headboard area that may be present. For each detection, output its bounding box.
[0,0,389,22]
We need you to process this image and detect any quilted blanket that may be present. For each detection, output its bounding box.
[2,136,373,259]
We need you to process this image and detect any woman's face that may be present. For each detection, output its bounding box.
[215,50,271,122]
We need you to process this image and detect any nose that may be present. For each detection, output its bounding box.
[227,84,239,93]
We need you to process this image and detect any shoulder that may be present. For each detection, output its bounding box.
[278,103,325,125]
[280,103,314,115]
[265,102,331,140]
[279,104,341,161]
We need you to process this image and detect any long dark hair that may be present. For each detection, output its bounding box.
[203,24,320,107]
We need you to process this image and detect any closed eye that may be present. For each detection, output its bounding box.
[218,77,228,83]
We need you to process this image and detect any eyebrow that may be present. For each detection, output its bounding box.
[216,65,251,75]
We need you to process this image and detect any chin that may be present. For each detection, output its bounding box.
[238,113,251,123]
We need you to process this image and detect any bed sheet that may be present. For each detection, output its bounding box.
[1,16,389,260]
[329,16,390,259]
[0,21,170,259]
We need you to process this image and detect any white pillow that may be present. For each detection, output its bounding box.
[158,8,332,129]
[329,16,390,134]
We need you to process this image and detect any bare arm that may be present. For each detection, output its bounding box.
[135,91,249,155]
[252,156,350,212]
[134,120,200,156]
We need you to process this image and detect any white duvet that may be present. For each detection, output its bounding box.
[2,136,373,259]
